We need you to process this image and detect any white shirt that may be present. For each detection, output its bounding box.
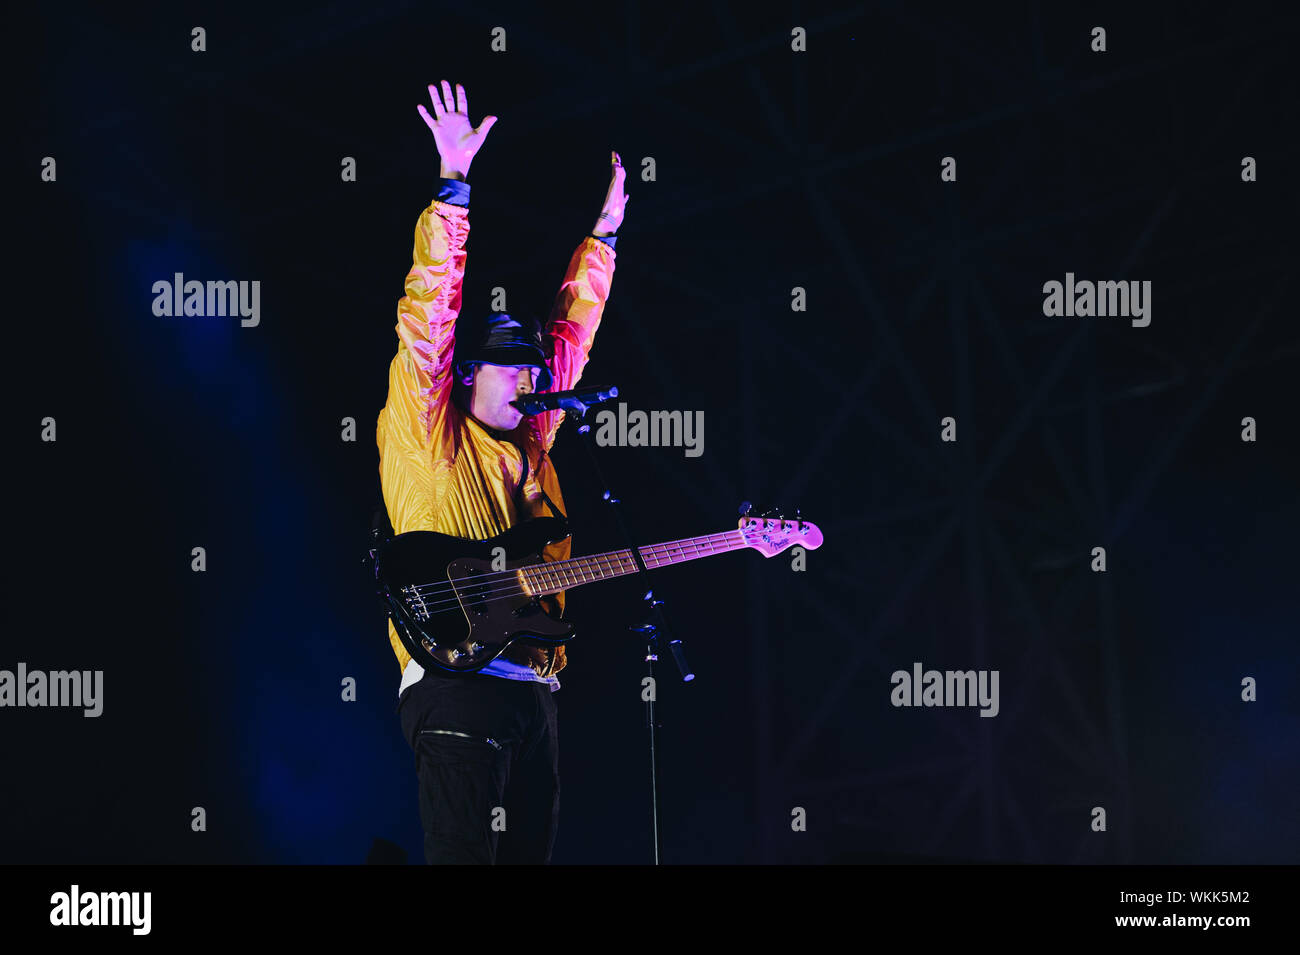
[399,655,561,696]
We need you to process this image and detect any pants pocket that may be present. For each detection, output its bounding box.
[419,728,508,752]
[413,728,512,859]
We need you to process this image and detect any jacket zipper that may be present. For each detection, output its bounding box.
[419,728,503,751]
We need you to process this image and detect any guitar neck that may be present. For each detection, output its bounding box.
[519,529,747,597]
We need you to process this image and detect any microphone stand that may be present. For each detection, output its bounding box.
[544,390,694,866]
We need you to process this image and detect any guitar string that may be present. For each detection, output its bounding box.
[403,530,746,598]
[397,545,741,616]
[404,534,742,599]
[387,527,811,628]
[396,532,750,614]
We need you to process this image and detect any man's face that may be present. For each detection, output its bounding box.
[466,362,542,431]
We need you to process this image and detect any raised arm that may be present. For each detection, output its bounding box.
[532,152,628,451]
[382,82,498,447]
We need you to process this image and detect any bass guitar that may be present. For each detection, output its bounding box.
[368,512,822,674]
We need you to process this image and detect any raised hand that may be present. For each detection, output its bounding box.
[592,151,629,236]
[417,81,498,180]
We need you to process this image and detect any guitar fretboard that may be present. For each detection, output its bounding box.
[519,530,746,597]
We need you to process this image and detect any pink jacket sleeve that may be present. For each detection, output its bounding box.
[531,236,618,452]
[387,196,469,448]
[376,196,470,537]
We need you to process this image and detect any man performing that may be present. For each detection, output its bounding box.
[376,80,627,864]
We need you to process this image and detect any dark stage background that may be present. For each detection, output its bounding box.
[6,1,1298,865]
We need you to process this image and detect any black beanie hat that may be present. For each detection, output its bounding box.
[453,311,553,391]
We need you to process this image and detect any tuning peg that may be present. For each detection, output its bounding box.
[738,501,753,517]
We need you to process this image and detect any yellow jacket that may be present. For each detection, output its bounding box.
[376,181,617,677]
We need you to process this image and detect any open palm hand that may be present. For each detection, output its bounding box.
[418,80,497,178]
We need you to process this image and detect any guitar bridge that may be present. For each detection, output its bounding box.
[402,584,430,622]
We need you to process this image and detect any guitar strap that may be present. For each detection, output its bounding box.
[371,475,395,541]
[514,441,567,522]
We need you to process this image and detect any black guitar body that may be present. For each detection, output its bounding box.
[372,517,574,674]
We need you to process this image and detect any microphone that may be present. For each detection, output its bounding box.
[511,385,619,416]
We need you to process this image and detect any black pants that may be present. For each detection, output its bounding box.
[397,669,559,864]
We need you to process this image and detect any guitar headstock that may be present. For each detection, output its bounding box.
[738,514,824,557]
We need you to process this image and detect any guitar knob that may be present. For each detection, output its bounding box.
[471,643,485,654]
[449,649,463,661]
